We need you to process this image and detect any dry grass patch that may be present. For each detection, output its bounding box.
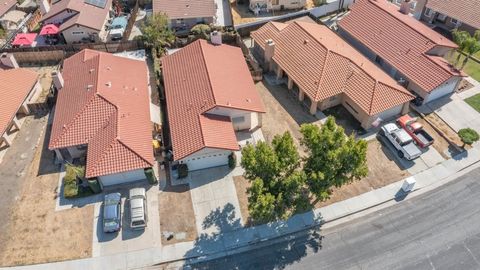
[0,127,93,267]
[233,175,251,226]
[159,182,197,245]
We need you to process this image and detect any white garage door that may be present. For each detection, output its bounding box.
[425,81,456,103]
[185,152,229,171]
[99,169,146,186]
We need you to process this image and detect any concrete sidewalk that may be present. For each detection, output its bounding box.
[6,144,480,270]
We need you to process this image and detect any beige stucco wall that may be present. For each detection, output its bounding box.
[249,0,306,11]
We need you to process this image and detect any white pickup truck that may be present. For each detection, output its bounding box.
[380,123,422,161]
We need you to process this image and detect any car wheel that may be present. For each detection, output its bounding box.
[397,150,404,159]
[379,129,385,137]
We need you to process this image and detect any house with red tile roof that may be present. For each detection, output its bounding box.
[338,0,465,105]
[251,21,413,130]
[40,0,112,44]
[413,0,480,36]
[161,39,265,171]
[49,49,154,186]
[153,0,216,33]
[0,53,42,156]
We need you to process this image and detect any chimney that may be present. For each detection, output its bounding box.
[37,0,50,15]
[210,31,222,45]
[52,71,64,90]
[264,39,275,72]
[399,0,411,15]
[0,53,19,69]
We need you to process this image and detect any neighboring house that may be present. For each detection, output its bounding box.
[39,0,112,44]
[251,21,414,130]
[414,0,480,36]
[249,0,306,13]
[152,0,215,32]
[338,0,465,105]
[0,0,16,20]
[49,49,155,186]
[161,38,265,171]
[0,53,42,154]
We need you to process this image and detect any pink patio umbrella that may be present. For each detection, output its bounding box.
[11,33,37,46]
[39,24,59,36]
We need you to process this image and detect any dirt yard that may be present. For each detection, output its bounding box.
[233,176,251,226]
[231,1,307,25]
[416,117,452,159]
[0,124,93,267]
[158,180,197,245]
[424,113,466,151]
[315,139,410,207]
[256,81,320,153]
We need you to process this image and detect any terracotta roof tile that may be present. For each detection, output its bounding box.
[254,21,413,116]
[42,0,112,31]
[162,39,264,160]
[49,49,153,178]
[0,0,16,17]
[338,0,463,92]
[426,0,480,30]
[152,0,215,19]
[0,68,38,136]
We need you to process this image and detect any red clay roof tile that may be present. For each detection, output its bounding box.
[49,49,154,178]
[162,39,264,160]
[426,0,480,30]
[338,0,463,92]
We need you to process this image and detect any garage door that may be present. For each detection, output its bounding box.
[185,152,229,171]
[425,82,456,103]
[99,169,146,186]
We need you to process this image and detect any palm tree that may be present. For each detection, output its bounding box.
[452,30,480,70]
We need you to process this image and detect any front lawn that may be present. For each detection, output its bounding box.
[465,93,480,113]
[445,52,480,82]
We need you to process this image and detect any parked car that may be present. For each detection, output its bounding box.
[129,188,147,230]
[103,193,122,233]
[397,115,434,148]
[380,123,422,160]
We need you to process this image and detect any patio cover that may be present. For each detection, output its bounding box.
[39,24,59,35]
[11,33,37,46]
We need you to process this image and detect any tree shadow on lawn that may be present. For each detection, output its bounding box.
[183,203,324,270]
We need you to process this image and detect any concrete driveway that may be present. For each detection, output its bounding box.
[427,95,480,134]
[92,183,161,257]
[188,166,244,235]
[377,135,444,175]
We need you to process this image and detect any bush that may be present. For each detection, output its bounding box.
[228,152,236,169]
[459,128,480,145]
[313,0,326,6]
[63,164,87,198]
[178,164,189,178]
[190,24,211,36]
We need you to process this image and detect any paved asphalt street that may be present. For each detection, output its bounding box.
[185,167,480,270]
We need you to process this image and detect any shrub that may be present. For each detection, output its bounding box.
[63,164,87,198]
[178,164,189,178]
[459,128,480,145]
[190,24,211,36]
[313,0,326,6]
[228,152,237,169]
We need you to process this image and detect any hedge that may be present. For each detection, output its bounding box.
[458,128,480,145]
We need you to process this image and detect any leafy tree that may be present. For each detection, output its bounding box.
[140,13,175,50]
[452,30,480,69]
[241,132,306,222]
[300,117,368,203]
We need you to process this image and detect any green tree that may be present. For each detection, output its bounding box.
[300,117,368,203]
[241,132,306,223]
[458,128,480,146]
[452,30,480,69]
[140,13,175,50]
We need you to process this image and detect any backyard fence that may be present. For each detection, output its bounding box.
[122,0,140,42]
[2,40,145,66]
[234,0,354,36]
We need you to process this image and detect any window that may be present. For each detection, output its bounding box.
[232,116,245,124]
[424,8,432,17]
[410,1,416,9]
[72,31,84,35]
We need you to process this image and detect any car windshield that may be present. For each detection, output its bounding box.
[104,220,118,227]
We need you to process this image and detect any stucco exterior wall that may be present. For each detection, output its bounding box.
[208,107,260,131]
[61,24,101,44]
[169,17,214,31]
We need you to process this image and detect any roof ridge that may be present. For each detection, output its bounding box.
[198,40,218,106]
[369,81,380,115]
[315,51,330,101]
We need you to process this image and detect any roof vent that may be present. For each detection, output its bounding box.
[105,82,112,87]
[86,84,94,91]
[106,66,111,71]
[89,68,95,74]
[246,98,251,102]
[304,39,309,45]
